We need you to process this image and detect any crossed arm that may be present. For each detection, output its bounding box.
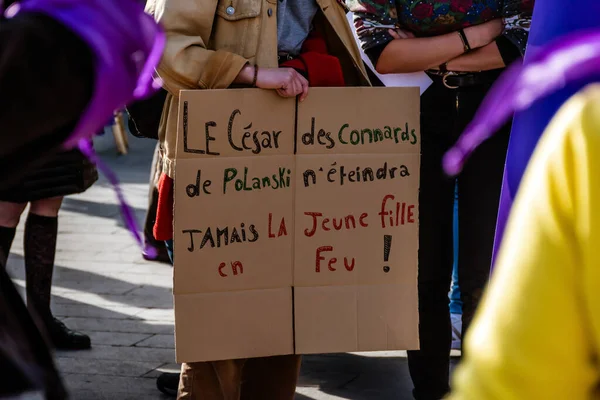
[374,19,505,74]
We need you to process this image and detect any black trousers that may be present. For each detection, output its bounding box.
[408,73,510,400]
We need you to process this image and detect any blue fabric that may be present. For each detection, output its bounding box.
[165,239,173,264]
[449,184,462,314]
[493,0,600,259]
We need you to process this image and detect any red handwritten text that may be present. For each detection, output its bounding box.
[315,246,355,273]
[304,212,369,238]
[218,261,244,277]
[379,194,415,229]
[268,213,288,238]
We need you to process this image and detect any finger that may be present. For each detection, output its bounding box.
[388,29,402,39]
[279,81,299,98]
[291,78,303,97]
[277,78,291,97]
[396,30,410,39]
[298,75,309,102]
[289,74,304,96]
[280,72,298,96]
[277,86,295,98]
[389,28,416,39]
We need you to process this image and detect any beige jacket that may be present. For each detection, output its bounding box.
[146,0,370,178]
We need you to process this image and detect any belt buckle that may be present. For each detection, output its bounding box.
[442,72,460,90]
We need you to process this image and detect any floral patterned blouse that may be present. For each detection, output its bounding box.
[347,0,533,65]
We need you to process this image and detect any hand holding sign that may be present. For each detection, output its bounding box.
[235,65,309,101]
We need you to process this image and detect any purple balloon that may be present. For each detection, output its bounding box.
[5,0,165,255]
[6,0,165,147]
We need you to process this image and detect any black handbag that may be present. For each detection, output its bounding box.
[125,87,168,140]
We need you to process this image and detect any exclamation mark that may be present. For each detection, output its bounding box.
[383,235,392,273]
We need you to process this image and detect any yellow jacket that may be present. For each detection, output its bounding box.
[146,0,370,178]
[450,85,600,399]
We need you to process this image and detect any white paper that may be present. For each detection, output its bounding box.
[346,13,432,95]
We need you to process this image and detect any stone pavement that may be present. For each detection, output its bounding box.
[6,138,455,399]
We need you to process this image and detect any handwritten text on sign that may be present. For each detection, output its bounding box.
[174,87,419,294]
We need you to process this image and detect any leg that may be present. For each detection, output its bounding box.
[0,267,68,399]
[0,201,27,267]
[408,162,454,399]
[240,355,302,400]
[407,82,456,400]
[25,197,63,312]
[457,123,510,343]
[156,238,181,397]
[0,201,67,397]
[25,196,91,350]
[450,185,463,350]
[177,360,246,400]
[156,239,179,399]
[165,239,174,263]
[449,184,462,315]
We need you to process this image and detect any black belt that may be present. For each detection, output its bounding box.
[277,52,296,62]
[427,70,498,89]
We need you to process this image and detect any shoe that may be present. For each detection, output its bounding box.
[451,313,462,350]
[142,243,171,264]
[157,372,180,397]
[48,318,91,350]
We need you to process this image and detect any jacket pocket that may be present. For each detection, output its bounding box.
[213,0,262,59]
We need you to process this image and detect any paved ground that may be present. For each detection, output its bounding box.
[6,138,456,399]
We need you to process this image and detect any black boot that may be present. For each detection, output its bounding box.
[46,316,91,350]
[0,225,16,268]
[156,372,180,397]
[24,213,91,350]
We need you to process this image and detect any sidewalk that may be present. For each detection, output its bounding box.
[6,139,422,400]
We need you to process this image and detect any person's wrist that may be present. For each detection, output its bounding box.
[234,64,255,85]
[252,65,259,87]
[457,29,471,53]
[464,25,485,49]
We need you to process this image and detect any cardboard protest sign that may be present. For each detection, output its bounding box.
[174,87,419,363]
